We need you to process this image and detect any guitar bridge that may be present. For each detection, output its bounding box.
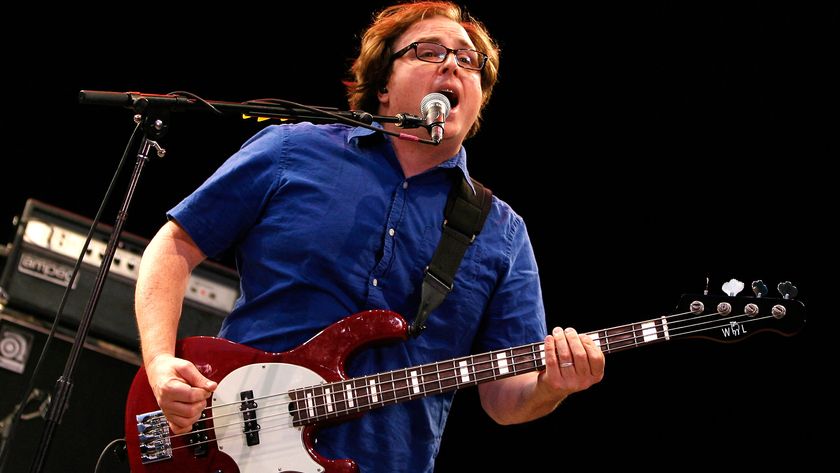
[136,410,172,464]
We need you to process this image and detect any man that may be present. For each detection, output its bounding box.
[135,2,604,472]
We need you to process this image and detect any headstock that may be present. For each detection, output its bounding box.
[672,279,805,343]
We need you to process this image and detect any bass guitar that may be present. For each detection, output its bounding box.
[125,287,805,472]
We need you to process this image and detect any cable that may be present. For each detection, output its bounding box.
[93,438,126,473]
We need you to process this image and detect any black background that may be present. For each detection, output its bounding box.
[1,2,833,471]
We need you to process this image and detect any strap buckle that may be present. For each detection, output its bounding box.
[409,267,454,338]
[424,266,454,293]
[442,219,476,243]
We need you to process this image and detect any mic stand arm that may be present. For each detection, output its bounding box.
[79,90,427,129]
[79,90,440,145]
[27,107,167,473]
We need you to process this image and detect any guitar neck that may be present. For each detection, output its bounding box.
[289,318,668,425]
[289,285,810,426]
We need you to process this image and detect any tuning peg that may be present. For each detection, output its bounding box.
[777,281,798,300]
[751,280,768,298]
[689,300,705,314]
[722,278,744,297]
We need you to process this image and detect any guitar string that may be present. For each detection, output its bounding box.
[152,312,776,452]
[161,421,313,456]
[183,307,705,414]
[278,307,754,413]
[260,309,754,422]
[591,310,735,349]
[289,313,775,422]
[279,311,772,421]
[152,310,770,445]
[156,342,576,448]
[165,309,759,433]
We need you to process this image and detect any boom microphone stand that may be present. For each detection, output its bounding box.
[14,90,431,473]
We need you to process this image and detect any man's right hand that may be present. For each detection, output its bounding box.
[146,354,217,434]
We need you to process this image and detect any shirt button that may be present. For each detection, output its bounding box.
[372,278,378,287]
[402,181,409,189]
[388,228,395,237]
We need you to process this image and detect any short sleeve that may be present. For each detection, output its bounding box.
[167,126,287,257]
[473,217,547,352]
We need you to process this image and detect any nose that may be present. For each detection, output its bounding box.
[437,51,460,75]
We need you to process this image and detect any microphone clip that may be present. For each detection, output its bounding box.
[395,113,425,129]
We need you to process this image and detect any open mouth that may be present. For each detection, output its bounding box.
[438,89,459,109]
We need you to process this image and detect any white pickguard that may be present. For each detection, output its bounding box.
[212,363,325,473]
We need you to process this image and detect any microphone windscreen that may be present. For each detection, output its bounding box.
[420,93,451,117]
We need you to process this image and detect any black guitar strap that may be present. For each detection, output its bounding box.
[409,175,492,337]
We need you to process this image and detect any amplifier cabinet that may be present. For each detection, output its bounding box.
[0,199,240,350]
[0,312,139,472]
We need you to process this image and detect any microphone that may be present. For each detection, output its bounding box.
[420,93,451,144]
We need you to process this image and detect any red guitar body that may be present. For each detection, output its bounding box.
[124,310,407,473]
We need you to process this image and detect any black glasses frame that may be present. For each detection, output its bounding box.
[390,41,488,71]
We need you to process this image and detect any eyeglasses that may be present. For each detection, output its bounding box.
[390,41,488,71]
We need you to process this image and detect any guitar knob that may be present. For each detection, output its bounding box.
[717,302,732,316]
[777,281,798,300]
[745,303,759,317]
[722,278,744,297]
[751,280,768,298]
[771,304,787,319]
[689,301,705,314]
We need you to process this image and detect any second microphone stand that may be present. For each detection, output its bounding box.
[27,105,169,473]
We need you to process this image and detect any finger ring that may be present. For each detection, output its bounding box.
[560,361,574,368]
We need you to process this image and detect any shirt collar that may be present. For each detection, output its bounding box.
[347,123,384,143]
[436,147,475,194]
[348,124,476,195]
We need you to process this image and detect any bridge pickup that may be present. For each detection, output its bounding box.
[187,410,209,457]
[135,410,172,464]
[240,390,261,446]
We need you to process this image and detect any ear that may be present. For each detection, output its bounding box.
[377,86,389,104]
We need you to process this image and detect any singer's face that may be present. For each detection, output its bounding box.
[379,17,483,144]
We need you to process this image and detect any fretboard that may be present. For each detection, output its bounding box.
[289,316,671,426]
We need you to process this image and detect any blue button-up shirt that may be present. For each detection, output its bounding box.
[169,122,546,473]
